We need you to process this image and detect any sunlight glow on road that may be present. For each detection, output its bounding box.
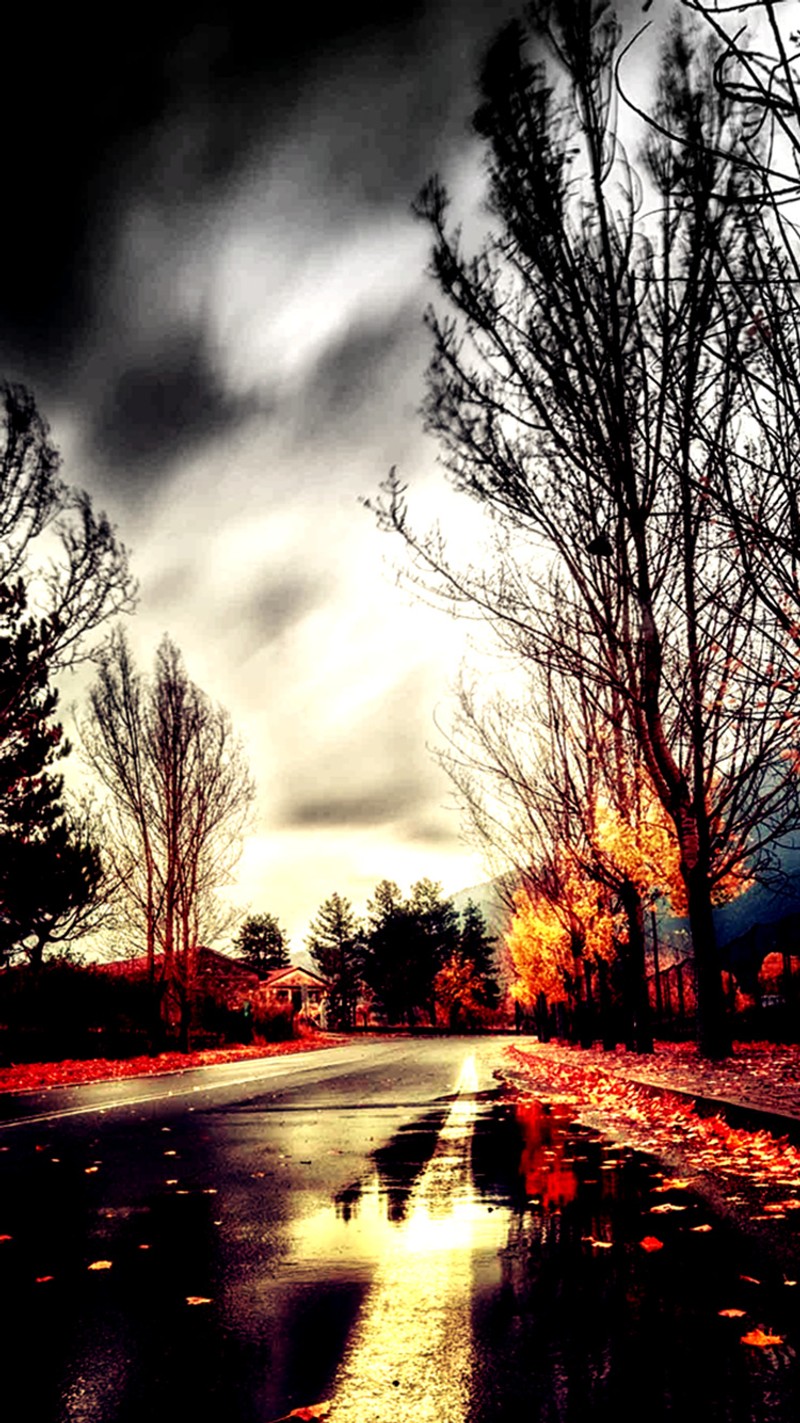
[325,1052,509,1423]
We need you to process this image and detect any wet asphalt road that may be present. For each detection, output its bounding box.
[1,1036,800,1423]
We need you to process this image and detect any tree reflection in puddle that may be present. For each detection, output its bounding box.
[295,1078,800,1423]
[474,1098,800,1423]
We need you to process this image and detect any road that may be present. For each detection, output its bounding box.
[1,1036,799,1423]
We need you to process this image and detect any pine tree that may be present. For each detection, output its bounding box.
[306,892,363,1029]
[233,912,290,977]
[0,580,102,967]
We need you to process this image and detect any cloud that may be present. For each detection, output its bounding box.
[303,302,424,415]
[89,326,260,476]
[272,659,451,833]
[288,781,426,830]
[231,568,330,654]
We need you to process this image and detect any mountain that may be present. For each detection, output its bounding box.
[450,880,512,942]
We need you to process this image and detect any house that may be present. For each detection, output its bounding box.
[97,946,261,1008]
[96,949,331,1031]
[254,964,330,1026]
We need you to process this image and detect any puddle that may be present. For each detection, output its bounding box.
[290,1081,800,1423]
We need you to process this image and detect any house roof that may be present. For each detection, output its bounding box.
[261,964,330,990]
[95,947,261,992]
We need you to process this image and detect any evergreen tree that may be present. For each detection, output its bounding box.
[459,899,500,1009]
[306,892,363,1029]
[362,878,460,1026]
[0,580,102,967]
[233,912,290,977]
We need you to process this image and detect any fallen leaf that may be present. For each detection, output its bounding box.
[0,1234,12,1242]
[84,1166,99,1174]
[139,1244,150,1250]
[640,1236,664,1252]
[35,1275,54,1283]
[691,1224,713,1233]
[649,1203,687,1214]
[287,1405,331,1420]
[741,1328,784,1347]
[740,1275,761,1285]
[87,1260,112,1271]
[719,1308,746,1318]
[186,1296,212,1306]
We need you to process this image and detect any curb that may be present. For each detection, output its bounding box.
[616,1074,800,1146]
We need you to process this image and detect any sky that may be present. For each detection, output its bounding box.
[0,0,671,949]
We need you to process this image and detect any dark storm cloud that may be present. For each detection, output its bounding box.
[91,326,258,474]
[0,2,515,367]
[289,780,426,830]
[298,304,425,442]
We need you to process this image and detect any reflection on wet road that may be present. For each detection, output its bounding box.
[324,1055,491,1422]
[290,1058,800,1423]
[2,1040,800,1422]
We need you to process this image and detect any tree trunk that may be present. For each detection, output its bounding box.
[685,862,731,1058]
[619,883,653,1054]
[597,959,617,1051]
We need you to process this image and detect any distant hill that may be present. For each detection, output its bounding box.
[450,880,511,942]
[290,946,317,973]
[649,845,800,950]
[449,853,800,975]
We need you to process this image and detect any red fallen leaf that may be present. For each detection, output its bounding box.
[0,1234,12,1242]
[287,1405,331,1420]
[35,1275,54,1283]
[640,1236,664,1252]
[186,1296,212,1306]
[719,1308,746,1318]
[740,1275,761,1285]
[741,1328,784,1347]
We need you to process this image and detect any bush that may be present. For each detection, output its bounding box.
[252,1001,296,1042]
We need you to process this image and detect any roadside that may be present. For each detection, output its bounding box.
[498,1038,800,1281]
[0,1030,354,1094]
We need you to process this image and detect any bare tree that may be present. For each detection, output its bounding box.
[373,3,800,1056]
[0,383,135,669]
[82,631,255,1046]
